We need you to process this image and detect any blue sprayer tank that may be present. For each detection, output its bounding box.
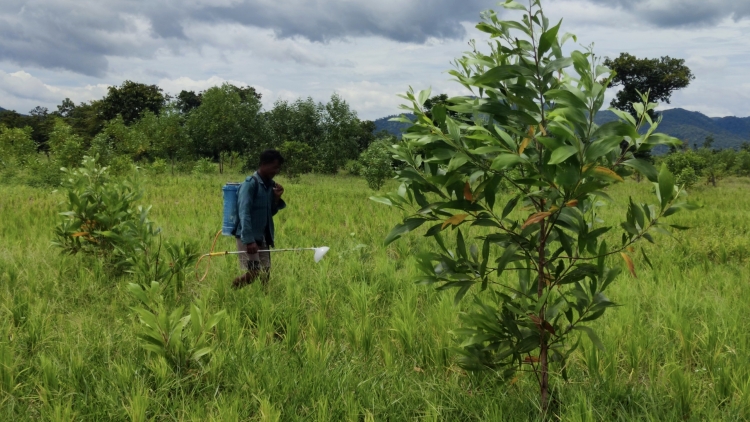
[222,183,241,236]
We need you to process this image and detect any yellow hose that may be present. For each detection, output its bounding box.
[195,230,223,282]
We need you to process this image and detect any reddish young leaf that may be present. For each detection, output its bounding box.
[519,137,531,155]
[464,182,474,202]
[621,252,637,278]
[442,213,469,229]
[522,212,552,229]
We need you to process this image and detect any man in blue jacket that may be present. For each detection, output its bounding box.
[232,149,286,288]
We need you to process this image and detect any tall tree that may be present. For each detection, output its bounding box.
[175,90,202,114]
[186,83,267,172]
[99,80,167,125]
[355,120,376,153]
[604,53,694,118]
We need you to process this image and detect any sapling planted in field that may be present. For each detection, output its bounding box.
[128,281,226,373]
[374,0,698,416]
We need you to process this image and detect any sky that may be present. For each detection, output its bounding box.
[1,0,749,121]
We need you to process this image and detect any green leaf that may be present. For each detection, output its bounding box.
[447,154,469,172]
[573,326,605,351]
[502,0,528,11]
[622,159,658,183]
[496,245,519,276]
[190,346,214,361]
[658,164,675,209]
[432,104,447,126]
[548,145,577,165]
[541,58,573,76]
[585,137,622,161]
[384,218,426,246]
[456,229,467,261]
[454,284,473,305]
[502,195,521,219]
[538,20,562,57]
[369,196,392,206]
[417,88,431,107]
[640,248,653,270]
[480,237,491,287]
[663,202,701,216]
[491,154,524,170]
[547,89,587,110]
[592,121,639,140]
[474,65,534,86]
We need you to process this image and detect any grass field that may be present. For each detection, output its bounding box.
[1,171,750,421]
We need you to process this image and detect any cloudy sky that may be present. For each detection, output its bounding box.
[1,0,749,120]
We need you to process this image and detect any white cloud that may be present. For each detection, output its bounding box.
[1,1,749,120]
[0,70,108,112]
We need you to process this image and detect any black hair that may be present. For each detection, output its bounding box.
[259,149,284,166]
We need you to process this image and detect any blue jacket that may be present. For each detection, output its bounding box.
[232,172,286,246]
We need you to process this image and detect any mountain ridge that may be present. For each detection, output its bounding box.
[374,108,750,151]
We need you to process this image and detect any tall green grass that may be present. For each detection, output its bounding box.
[1,172,749,420]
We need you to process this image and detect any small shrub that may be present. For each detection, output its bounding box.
[128,281,226,372]
[149,158,168,175]
[359,141,394,190]
[52,156,154,271]
[193,158,215,175]
[676,166,699,188]
[278,141,314,182]
[108,155,137,177]
[344,160,362,176]
[0,126,36,167]
[26,155,63,188]
[48,119,85,170]
[175,160,196,174]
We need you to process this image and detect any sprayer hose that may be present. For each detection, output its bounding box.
[195,230,223,282]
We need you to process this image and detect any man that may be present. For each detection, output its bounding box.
[232,149,286,288]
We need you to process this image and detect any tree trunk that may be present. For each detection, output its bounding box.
[538,218,549,417]
[711,174,716,187]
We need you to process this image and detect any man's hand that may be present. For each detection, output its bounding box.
[273,183,284,200]
[246,242,259,255]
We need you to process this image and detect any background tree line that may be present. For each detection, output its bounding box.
[0,80,385,185]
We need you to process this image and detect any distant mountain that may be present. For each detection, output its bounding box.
[373,114,414,137]
[374,108,750,151]
[0,106,6,112]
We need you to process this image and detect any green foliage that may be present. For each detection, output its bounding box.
[734,150,750,176]
[359,141,394,191]
[675,166,699,188]
[99,80,166,125]
[278,141,314,182]
[149,158,168,175]
[374,0,696,414]
[134,109,190,173]
[52,156,154,270]
[265,94,364,174]
[186,83,267,169]
[345,159,363,176]
[128,281,226,372]
[663,150,706,187]
[90,116,149,166]
[25,156,63,188]
[604,53,694,118]
[48,119,85,170]
[2,170,750,420]
[192,158,215,175]
[0,126,36,167]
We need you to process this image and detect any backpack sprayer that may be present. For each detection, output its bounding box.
[195,182,329,282]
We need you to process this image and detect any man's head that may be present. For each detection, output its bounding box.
[258,149,284,179]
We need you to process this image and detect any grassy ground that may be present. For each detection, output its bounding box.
[1,171,750,421]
